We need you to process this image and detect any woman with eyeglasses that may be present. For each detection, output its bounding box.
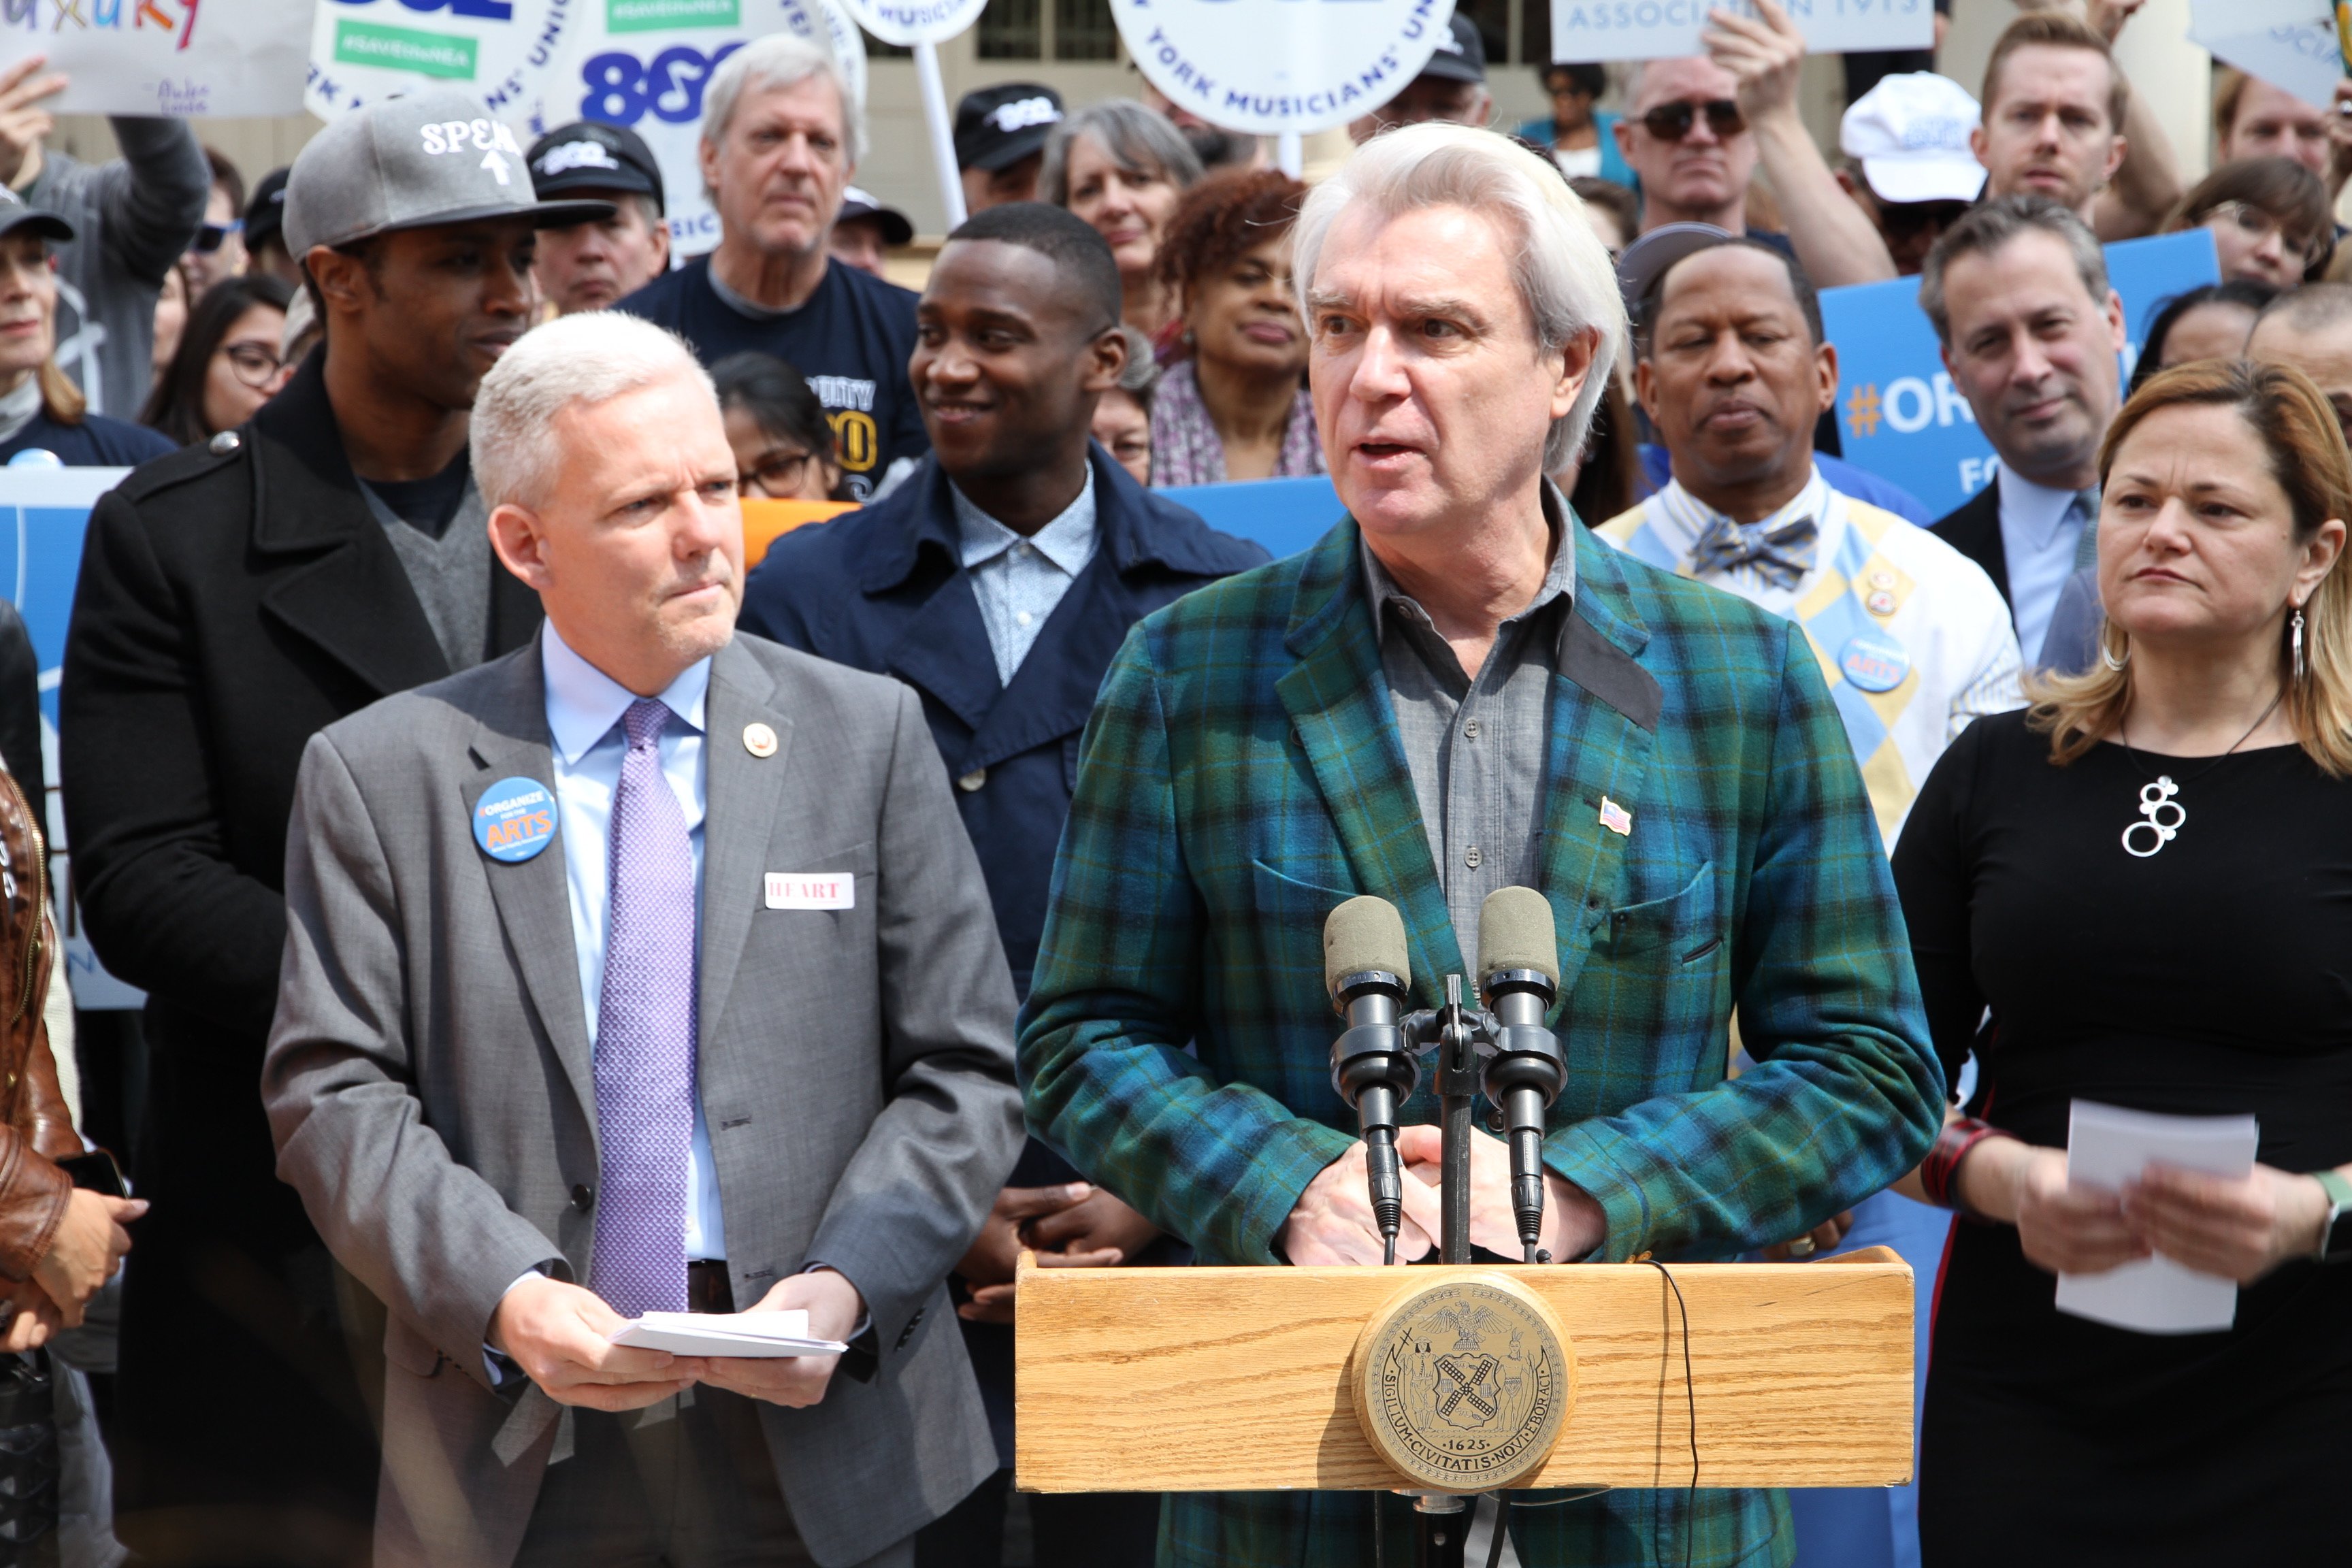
[711,350,847,502]
[137,273,292,448]
[2161,158,2333,289]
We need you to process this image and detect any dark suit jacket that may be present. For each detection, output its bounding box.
[57,350,542,1517]
[1930,481,2010,610]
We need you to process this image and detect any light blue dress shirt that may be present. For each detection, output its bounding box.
[951,469,1098,686]
[542,623,725,1260]
[1996,466,2097,666]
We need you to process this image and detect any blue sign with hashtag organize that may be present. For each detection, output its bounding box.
[1820,230,2220,520]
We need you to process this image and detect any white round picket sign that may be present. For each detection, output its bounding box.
[1110,0,1460,136]
[830,0,985,48]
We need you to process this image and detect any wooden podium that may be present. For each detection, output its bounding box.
[1015,1246,1915,1497]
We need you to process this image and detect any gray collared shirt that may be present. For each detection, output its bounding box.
[952,470,1099,687]
[1362,483,1578,970]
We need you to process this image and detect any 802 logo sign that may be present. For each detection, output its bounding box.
[580,42,743,125]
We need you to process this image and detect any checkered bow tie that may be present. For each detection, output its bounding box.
[1687,511,1819,591]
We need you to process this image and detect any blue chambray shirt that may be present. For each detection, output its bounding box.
[951,468,1098,686]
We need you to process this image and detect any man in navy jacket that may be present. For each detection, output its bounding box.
[737,201,1265,1568]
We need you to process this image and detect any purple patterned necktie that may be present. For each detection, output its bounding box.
[586,697,696,1318]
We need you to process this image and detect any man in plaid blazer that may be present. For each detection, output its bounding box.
[1018,125,1944,1567]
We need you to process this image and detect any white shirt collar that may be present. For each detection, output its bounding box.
[1995,466,2086,551]
[952,468,1098,575]
[540,621,711,766]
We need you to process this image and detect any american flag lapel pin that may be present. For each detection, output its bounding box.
[1598,797,1632,836]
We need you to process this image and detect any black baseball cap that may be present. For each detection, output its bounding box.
[527,121,665,216]
[954,84,1064,173]
[244,167,289,251]
[1420,14,1488,84]
[837,186,913,247]
[0,186,69,246]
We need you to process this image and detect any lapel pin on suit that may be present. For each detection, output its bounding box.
[743,722,778,757]
[474,777,558,862]
[1599,797,1633,837]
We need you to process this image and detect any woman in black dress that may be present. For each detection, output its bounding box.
[1895,358,2352,1564]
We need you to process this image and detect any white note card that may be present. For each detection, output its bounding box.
[766,872,854,910]
[2054,1100,2259,1335]
[608,1309,850,1358]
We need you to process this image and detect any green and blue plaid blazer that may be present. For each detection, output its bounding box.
[1019,518,1944,1568]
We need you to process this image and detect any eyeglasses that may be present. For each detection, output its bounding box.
[2204,201,2326,271]
[220,341,282,390]
[191,220,242,255]
[738,450,818,497]
[1639,99,1745,143]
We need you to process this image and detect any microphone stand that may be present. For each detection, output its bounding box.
[1435,975,1477,1266]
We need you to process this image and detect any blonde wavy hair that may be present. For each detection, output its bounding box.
[2028,357,2352,775]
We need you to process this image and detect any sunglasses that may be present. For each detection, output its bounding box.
[192,220,242,255]
[1878,200,1969,240]
[1640,99,1745,143]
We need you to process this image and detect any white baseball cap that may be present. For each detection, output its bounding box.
[1840,72,1987,207]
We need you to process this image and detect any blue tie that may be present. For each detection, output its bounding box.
[586,698,697,1318]
[2070,489,2100,572]
[1688,511,1819,591]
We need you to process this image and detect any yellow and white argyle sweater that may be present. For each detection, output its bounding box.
[1599,468,2023,847]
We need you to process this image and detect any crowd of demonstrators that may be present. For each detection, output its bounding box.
[242,166,299,288]
[1090,325,1158,485]
[181,147,245,300]
[617,34,926,502]
[1612,1,1898,289]
[2162,157,2334,289]
[1518,61,1634,186]
[956,82,1064,213]
[0,56,206,419]
[2131,280,2278,395]
[741,199,1263,1568]
[1041,99,1202,342]
[526,120,672,316]
[0,189,169,468]
[1146,170,1319,486]
[831,187,915,278]
[137,272,292,446]
[1348,13,1492,143]
[58,91,603,1561]
[1921,196,2123,668]
[2212,65,2352,211]
[713,350,847,502]
[1838,71,1984,276]
[1897,357,2352,1563]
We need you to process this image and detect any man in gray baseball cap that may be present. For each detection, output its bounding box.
[61,88,602,1563]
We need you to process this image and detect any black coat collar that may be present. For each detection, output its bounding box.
[247,352,541,698]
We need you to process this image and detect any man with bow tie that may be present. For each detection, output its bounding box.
[1598,225,2019,1568]
[1599,229,2021,851]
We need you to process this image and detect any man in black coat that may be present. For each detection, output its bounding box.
[58,93,606,1566]
[737,203,1266,1568]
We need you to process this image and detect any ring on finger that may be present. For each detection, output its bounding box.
[1786,1236,1816,1258]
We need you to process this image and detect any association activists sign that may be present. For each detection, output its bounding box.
[1110,0,1460,136]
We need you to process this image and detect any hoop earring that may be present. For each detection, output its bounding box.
[2100,623,2129,672]
[2293,607,2308,682]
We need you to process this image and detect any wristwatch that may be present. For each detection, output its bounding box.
[2315,1170,2352,1264]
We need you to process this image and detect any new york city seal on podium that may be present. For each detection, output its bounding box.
[1349,1273,1575,1490]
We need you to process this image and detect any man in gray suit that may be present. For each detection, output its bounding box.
[263,310,1023,1568]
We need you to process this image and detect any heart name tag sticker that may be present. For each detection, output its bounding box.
[766,873,853,910]
[1838,630,1912,694]
[474,777,558,863]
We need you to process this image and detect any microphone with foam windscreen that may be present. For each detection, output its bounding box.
[1477,887,1567,1263]
[1323,896,1418,1265]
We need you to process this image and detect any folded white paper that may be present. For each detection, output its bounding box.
[2055,1100,2259,1335]
[609,1309,849,1358]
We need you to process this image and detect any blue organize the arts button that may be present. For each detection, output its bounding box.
[1838,630,1912,694]
[474,777,558,863]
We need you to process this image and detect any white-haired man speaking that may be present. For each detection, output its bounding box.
[262,311,1024,1568]
[616,33,925,500]
[1017,124,1942,1566]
